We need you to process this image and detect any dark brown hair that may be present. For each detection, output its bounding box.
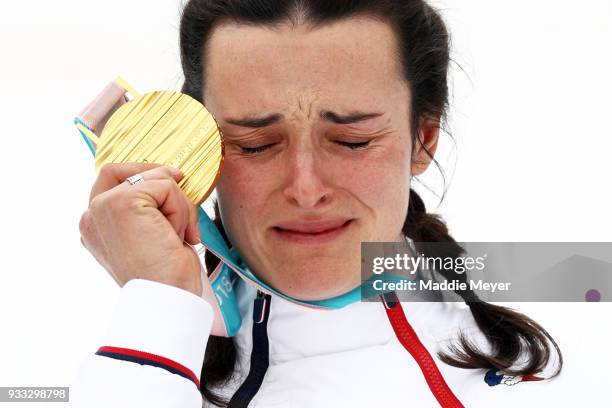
[179,1,562,405]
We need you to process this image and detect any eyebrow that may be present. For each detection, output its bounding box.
[225,113,284,128]
[224,110,384,128]
[320,110,384,125]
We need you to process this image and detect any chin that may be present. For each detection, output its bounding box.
[275,271,360,301]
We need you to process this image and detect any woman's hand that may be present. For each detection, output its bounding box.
[79,162,203,296]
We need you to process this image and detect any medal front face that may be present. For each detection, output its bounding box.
[95,90,224,205]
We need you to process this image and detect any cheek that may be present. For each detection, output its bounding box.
[334,147,411,242]
[333,146,411,210]
[215,159,272,236]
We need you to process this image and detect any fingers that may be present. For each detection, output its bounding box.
[88,162,199,244]
[126,166,199,244]
[89,162,182,203]
[129,178,193,242]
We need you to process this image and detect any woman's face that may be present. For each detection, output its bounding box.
[203,16,437,300]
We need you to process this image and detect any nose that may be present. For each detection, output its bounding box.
[282,148,333,209]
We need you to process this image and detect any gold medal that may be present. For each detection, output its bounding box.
[75,77,223,205]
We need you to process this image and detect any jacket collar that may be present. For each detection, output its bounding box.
[232,275,459,366]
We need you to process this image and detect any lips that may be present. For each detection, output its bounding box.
[272,218,353,245]
[274,218,352,234]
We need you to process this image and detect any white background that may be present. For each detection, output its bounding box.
[0,0,611,401]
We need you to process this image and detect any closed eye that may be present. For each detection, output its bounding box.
[239,140,371,154]
[240,143,277,154]
[335,140,371,150]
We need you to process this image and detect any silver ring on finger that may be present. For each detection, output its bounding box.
[125,173,145,186]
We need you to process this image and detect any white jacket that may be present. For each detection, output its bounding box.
[70,277,609,407]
